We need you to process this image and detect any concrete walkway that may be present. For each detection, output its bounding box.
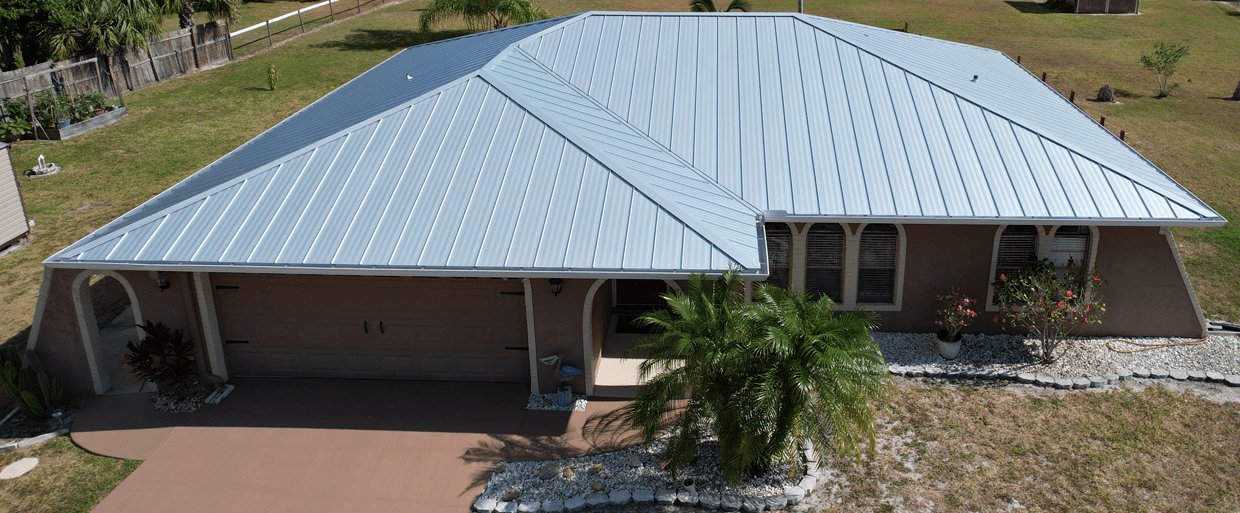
[73,378,643,512]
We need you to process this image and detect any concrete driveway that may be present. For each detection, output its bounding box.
[72,379,642,512]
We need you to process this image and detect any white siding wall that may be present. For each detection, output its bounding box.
[0,146,29,246]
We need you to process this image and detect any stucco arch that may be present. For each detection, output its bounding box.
[70,269,144,395]
[581,278,607,396]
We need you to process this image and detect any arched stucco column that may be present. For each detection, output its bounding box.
[581,278,608,396]
[70,270,144,395]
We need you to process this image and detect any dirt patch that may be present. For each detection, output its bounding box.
[796,378,1240,512]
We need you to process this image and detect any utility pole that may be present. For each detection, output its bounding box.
[798,0,803,13]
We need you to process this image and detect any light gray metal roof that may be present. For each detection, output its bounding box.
[516,13,1222,223]
[48,12,1223,275]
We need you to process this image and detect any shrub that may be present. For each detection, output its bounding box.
[0,117,31,139]
[267,64,280,91]
[992,258,1105,362]
[0,346,65,418]
[123,321,197,395]
[1140,42,1189,98]
[624,272,891,482]
[933,286,977,340]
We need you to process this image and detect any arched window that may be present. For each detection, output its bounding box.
[857,224,898,304]
[1051,226,1090,268]
[995,225,1038,279]
[764,222,791,288]
[805,223,845,302]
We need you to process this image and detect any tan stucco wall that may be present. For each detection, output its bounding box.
[589,280,612,390]
[29,268,95,398]
[529,278,597,394]
[874,225,1204,337]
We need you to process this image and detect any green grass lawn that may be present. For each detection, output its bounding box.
[0,437,140,513]
[159,0,333,32]
[3,0,1239,348]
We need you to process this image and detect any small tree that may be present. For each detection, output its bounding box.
[267,63,280,91]
[992,258,1105,362]
[623,271,890,483]
[1139,42,1189,98]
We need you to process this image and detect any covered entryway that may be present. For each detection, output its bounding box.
[211,275,529,382]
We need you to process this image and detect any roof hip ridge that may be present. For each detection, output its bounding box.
[793,16,1217,219]
[501,46,760,214]
[479,48,762,267]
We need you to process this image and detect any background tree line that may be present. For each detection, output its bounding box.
[0,0,238,71]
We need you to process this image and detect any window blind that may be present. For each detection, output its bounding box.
[806,223,844,302]
[857,224,897,304]
[1050,226,1090,268]
[765,223,792,289]
[996,225,1038,277]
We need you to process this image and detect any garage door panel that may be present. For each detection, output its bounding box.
[213,275,529,382]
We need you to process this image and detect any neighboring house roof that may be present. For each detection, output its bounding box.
[47,12,1224,276]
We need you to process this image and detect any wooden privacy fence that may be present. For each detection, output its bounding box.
[0,20,232,100]
[230,0,386,56]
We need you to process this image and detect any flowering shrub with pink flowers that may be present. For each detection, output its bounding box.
[992,258,1105,363]
[933,287,977,341]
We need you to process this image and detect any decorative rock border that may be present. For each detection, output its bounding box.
[0,428,70,454]
[472,443,827,512]
[887,365,1240,390]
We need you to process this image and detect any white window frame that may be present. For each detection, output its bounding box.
[985,225,1099,311]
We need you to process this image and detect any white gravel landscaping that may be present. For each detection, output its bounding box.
[478,429,799,505]
[873,331,1240,379]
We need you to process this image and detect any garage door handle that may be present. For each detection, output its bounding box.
[504,346,529,351]
[363,321,368,334]
[379,321,384,334]
[499,291,525,296]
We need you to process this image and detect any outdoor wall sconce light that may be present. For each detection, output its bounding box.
[549,278,563,297]
[150,271,170,292]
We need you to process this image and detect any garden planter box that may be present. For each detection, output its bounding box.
[26,108,127,141]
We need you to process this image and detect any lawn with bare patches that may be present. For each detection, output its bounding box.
[0,437,140,513]
[814,381,1240,512]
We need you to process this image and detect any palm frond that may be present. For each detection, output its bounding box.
[689,0,719,12]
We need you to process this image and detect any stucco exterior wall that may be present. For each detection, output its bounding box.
[29,268,95,398]
[529,278,597,394]
[874,224,1204,338]
[589,280,612,392]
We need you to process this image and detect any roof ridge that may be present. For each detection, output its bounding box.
[479,49,762,268]
[794,16,1218,219]
[505,46,760,216]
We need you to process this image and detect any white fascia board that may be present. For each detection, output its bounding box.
[42,261,767,280]
[759,214,1227,228]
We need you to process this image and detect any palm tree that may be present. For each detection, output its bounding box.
[39,0,238,61]
[742,284,891,473]
[419,0,552,32]
[159,0,240,30]
[41,0,162,60]
[688,0,752,12]
[624,271,890,483]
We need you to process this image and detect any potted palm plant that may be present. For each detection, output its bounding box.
[933,287,976,360]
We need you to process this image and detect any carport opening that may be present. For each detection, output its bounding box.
[73,271,144,395]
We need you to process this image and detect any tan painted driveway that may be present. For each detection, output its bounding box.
[73,379,643,512]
